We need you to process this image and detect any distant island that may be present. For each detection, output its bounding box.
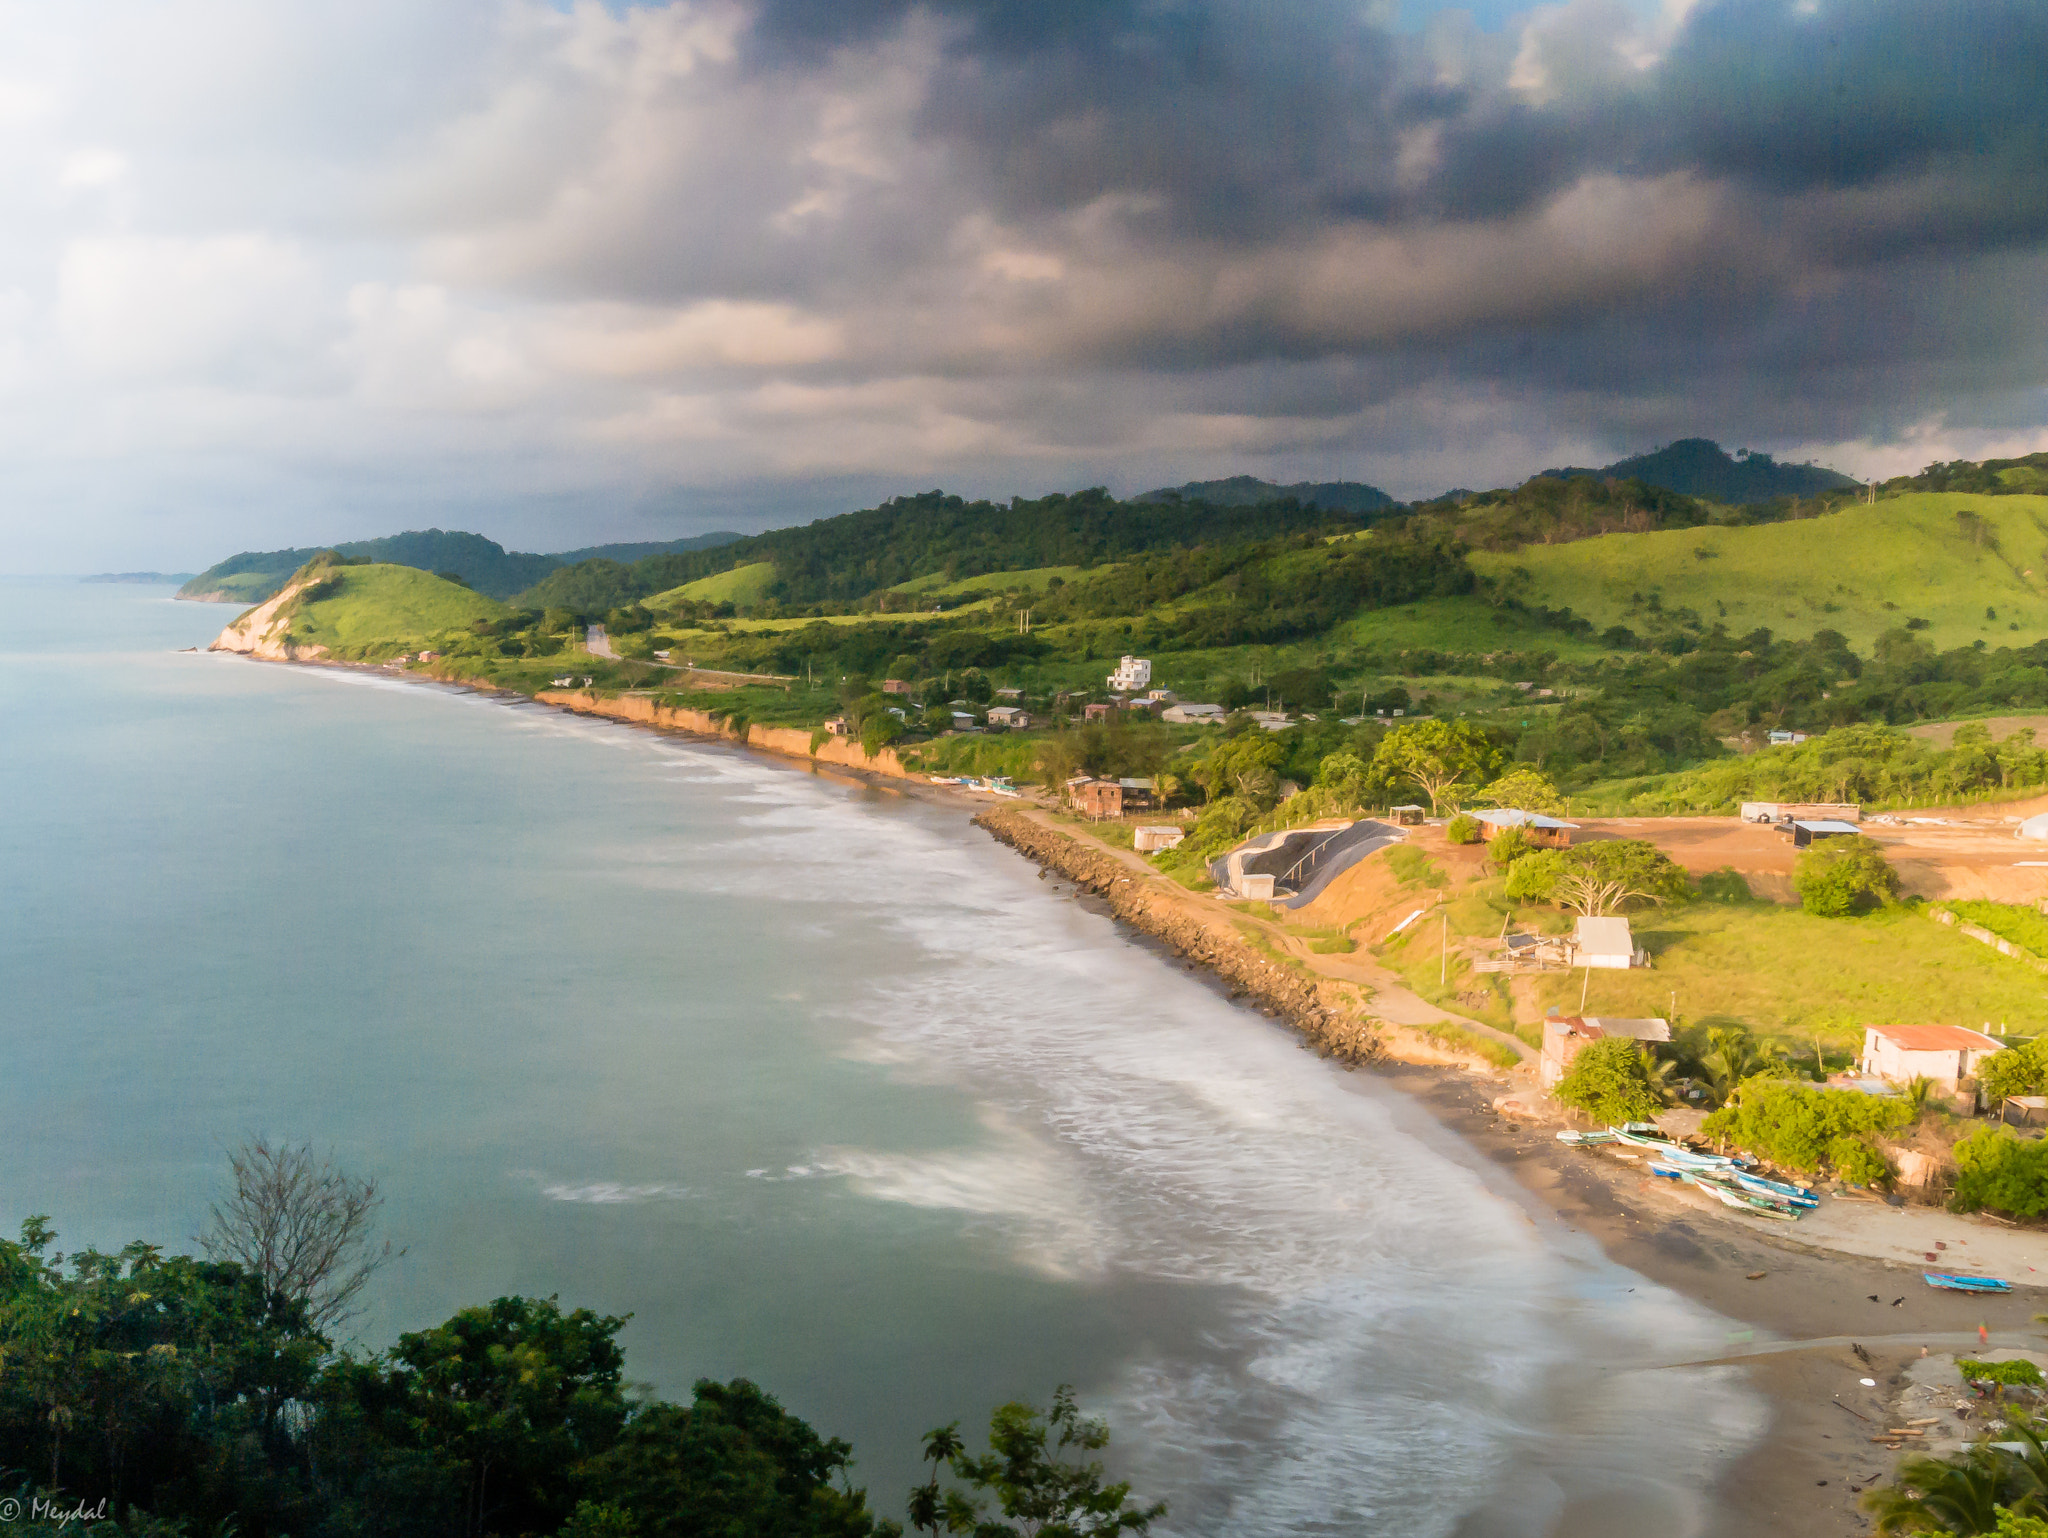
[84,571,197,584]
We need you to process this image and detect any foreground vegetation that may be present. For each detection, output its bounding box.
[0,1142,1161,1538]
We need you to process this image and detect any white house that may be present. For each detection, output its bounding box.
[1133,825,1185,853]
[1858,1024,2002,1092]
[986,705,1031,729]
[1108,655,1152,692]
[1161,702,1225,724]
[1572,916,1643,969]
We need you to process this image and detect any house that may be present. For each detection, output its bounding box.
[824,715,852,736]
[1065,776,1123,819]
[1740,801,1860,824]
[1145,689,1176,704]
[1789,819,1860,848]
[986,705,1032,729]
[1858,1024,2002,1093]
[1540,1013,1671,1089]
[1133,825,1184,853]
[1572,915,1644,969]
[950,711,978,732]
[1469,808,1579,848]
[1767,729,1810,746]
[882,678,913,695]
[1161,702,1226,725]
[1083,702,1115,722]
[1117,777,1156,810]
[994,686,1024,701]
[1247,711,1292,732]
[1388,804,1426,826]
[1108,655,1152,692]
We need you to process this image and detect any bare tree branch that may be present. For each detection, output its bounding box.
[199,1136,403,1335]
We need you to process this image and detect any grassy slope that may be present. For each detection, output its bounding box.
[290,566,504,655]
[889,564,1092,597]
[650,562,779,607]
[1469,492,2048,651]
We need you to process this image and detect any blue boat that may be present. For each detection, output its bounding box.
[1732,1171,1819,1208]
[1925,1272,2011,1293]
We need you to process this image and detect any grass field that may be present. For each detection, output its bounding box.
[289,565,504,655]
[649,561,778,607]
[1469,492,2048,651]
[1334,594,1618,660]
[1521,901,2048,1048]
[889,564,1092,598]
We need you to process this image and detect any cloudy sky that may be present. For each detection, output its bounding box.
[2,0,2044,569]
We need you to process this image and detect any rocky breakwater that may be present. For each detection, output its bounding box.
[973,807,1382,1066]
[207,578,328,661]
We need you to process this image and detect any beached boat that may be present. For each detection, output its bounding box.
[1925,1272,2011,1293]
[1691,1174,1801,1221]
[1555,1130,1618,1146]
[1731,1171,1819,1208]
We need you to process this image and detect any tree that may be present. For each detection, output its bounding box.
[1793,835,1900,916]
[1702,1077,1912,1177]
[577,1379,890,1538]
[1475,767,1563,814]
[1952,1128,2048,1217]
[200,1136,401,1335]
[1506,840,1691,915]
[928,1386,1163,1537]
[1368,720,1501,813]
[1982,1039,2048,1105]
[1193,731,1286,808]
[1551,1038,1665,1125]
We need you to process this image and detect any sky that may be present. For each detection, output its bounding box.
[3,0,2046,570]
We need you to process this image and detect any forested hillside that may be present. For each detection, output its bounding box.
[1540,438,1858,504]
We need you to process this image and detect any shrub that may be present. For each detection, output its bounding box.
[1489,825,1532,870]
[1980,1038,2048,1104]
[1958,1359,2046,1387]
[1701,1076,1914,1176]
[1553,1037,1666,1125]
[1445,813,1481,844]
[1793,835,1900,916]
[1828,1136,1893,1188]
[1951,1126,2048,1217]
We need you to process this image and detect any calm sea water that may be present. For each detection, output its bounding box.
[0,580,1762,1535]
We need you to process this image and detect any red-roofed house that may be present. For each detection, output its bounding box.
[1858,1024,2003,1092]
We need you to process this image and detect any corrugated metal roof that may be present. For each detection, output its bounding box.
[1573,915,1634,955]
[1866,1024,2002,1052]
[1471,807,1580,829]
[1793,820,1861,834]
[1581,1016,1672,1042]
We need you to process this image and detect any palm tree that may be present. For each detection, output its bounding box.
[1863,1448,2039,1534]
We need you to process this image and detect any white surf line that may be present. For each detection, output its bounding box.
[1645,1329,2037,1369]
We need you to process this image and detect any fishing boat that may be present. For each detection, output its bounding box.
[1731,1171,1820,1208]
[1925,1272,2011,1293]
[1691,1173,1802,1221]
[1555,1130,1618,1146]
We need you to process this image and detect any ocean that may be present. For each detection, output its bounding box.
[0,580,1762,1534]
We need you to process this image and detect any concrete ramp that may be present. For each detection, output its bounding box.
[1210,819,1401,905]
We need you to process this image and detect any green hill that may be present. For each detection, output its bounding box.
[180,529,742,606]
[1539,438,1859,504]
[1132,475,1396,514]
[651,561,779,607]
[1470,491,2048,650]
[281,563,506,657]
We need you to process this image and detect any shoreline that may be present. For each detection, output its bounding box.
[218,651,2046,1534]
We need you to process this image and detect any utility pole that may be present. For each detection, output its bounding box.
[1441,912,1448,986]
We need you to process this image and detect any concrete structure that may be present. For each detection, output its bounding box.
[1065,776,1124,819]
[1540,1013,1671,1088]
[1083,702,1114,722]
[1161,702,1225,724]
[1858,1024,2002,1092]
[1108,656,1152,692]
[985,706,1032,729]
[995,687,1024,701]
[2020,812,2048,840]
[1388,804,1425,825]
[1572,916,1643,969]
[1790,819,1860,848]
[1470,808,1579,848]
[1767,730,1810,746]
[950,711,977,732]
[882,678,913,695]
[1115,777,1156,810]
[1133,825,1185,853]
[1247,710,1292,731]
[824,715,852,736]
[1741,800,1860,824]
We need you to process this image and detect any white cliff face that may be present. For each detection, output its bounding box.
[207,578,330,660]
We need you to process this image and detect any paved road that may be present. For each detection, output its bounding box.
[585,624,616,658]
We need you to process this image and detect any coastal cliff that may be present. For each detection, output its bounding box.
[534,688,910,779]
[971,808,1382,1066]
[207,579,331,660]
